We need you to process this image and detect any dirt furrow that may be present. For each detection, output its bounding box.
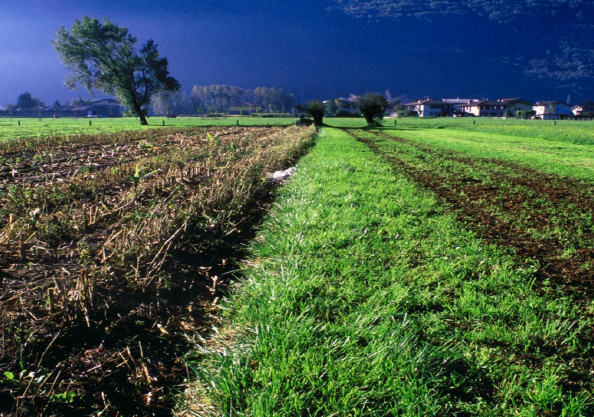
[349,130,594,301]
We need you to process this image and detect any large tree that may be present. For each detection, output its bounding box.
[306,101,325,126]
[357,93,388,125]
[53,17,180,125]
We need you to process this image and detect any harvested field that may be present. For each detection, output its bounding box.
[0,125,316,416]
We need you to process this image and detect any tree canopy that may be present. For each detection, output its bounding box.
[16,92,44,109]
[52,16,180,125]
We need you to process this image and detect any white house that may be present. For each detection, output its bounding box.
[533,101,572,120]
[442,98,480,116]
[571,101,594,116]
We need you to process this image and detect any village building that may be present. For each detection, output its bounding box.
[571,100,594,116]
[460,99,510,117]
[334,97,360,115]
[442,98,479,116]
[405,98,453,117]
[498,98,533,116]
[533,101,572,120]
[228,102,262,115]
[8,99,123,118]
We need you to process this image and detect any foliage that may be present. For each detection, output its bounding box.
[397,108,417,118]
[191,85,246,114]
[52,16,180,125]
[324,100,338,116]
[16,92,44,109]
[357,93,388,125]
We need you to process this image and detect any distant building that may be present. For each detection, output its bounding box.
[571,100,594,116]
[11,99,123,118]
[459,99,510,117]
[228,103,262,115]
[405,98,453,117]
[334,97,360,115]
[498,98,533,116]
[442,98,480,116]
[533,101,572,120]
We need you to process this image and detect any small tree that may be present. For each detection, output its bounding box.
[357,93,388,125]
[306,101,325,126]
[53,16,180,125]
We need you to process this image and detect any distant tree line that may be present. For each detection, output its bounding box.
[3,92,102,114]
[151,85,296,116]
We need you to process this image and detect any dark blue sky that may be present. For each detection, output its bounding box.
[1,0,593,105]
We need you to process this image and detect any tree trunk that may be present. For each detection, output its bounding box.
[312,113,324,126]
[133,102,148,125]
[363,112,374,125]
[138,112,148,125]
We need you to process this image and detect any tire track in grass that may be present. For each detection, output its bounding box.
[348,129,594,408]
[377,130,594,217]
[349,130,594,301]
[375,130,594,254]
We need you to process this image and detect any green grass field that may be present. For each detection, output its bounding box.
[0,116,301,140]
[2,117,594,415]
[184,126,594,416]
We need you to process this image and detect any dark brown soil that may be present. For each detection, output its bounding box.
[349,130,594,301]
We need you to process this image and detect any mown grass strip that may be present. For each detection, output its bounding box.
[186,128,594,416]
[380,128,594,182]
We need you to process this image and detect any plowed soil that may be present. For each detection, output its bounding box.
[349,129,594,301]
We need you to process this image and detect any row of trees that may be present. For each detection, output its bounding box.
[151,85,296,116]
[306,93,389,126]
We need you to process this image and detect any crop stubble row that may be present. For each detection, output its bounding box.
[0,125,316,415]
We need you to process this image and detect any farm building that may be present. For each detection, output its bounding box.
[228,103,262,115]
[405,98,453,117]
[533,101,572,120]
